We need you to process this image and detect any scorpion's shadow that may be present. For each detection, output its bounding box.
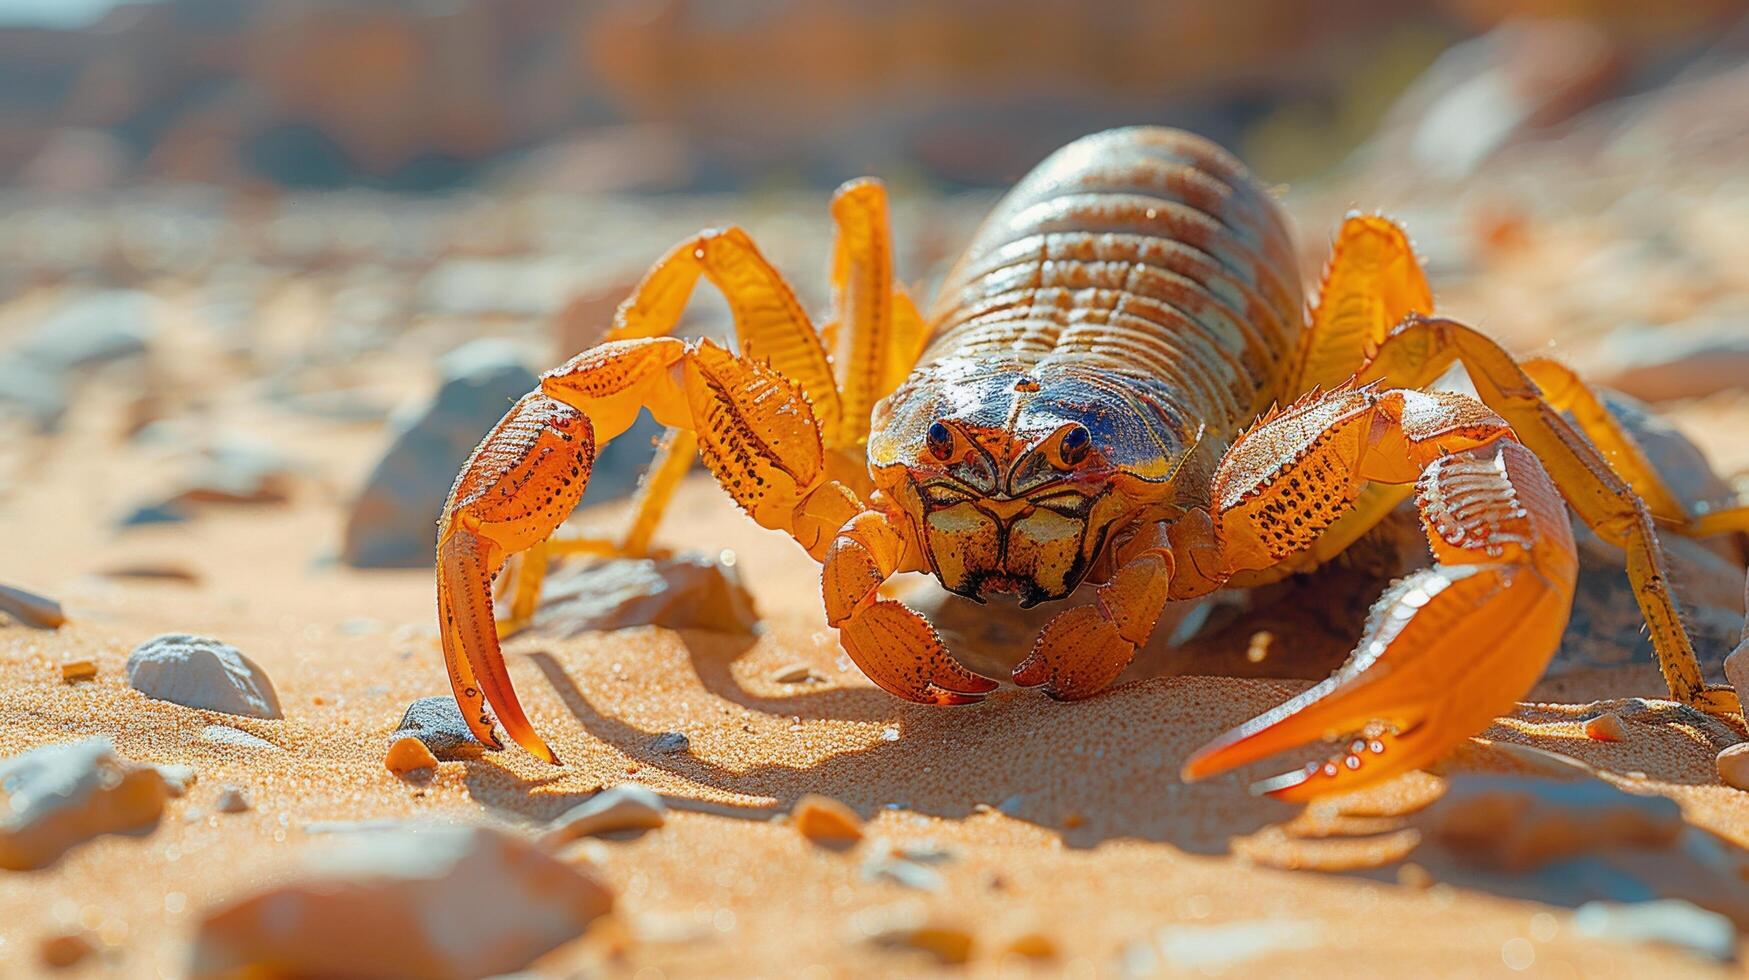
[464,632,1302,856]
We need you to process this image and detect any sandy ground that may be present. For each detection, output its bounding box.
[4,356,1749,977]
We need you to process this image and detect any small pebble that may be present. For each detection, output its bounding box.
[870,922,975,964]
[649,731,690,755]
[540,785,667,847]
[0,582,65,629]
[39,931,95,969]
[156,764,197,797]
[1585,712,1627,742]
[215,786,251,813]
[1004,932,1059,960]
[771,663,817,684]
[384,736,438,777]
[59,659,96,683]
[1716,743,1749,790]
[793,794,864,845]
[1396,862,1434,890]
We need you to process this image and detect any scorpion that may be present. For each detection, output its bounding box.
[435,127,1749,801]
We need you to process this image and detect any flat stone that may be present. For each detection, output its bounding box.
[215,786,250,813]
[340,339,537,568]
[1573,899,1736,963]
[1716,743,1749,791]
[1417,773,1682,871]
[391,696,491,761]
[0,583,65,629]
[126,634,282,719]
[540,785,667,846]
[649,731,690,755]
[384,736,438,777]
[1123,919,1320,974]
[534,554,758,635]
[0,738,170,870]
[190,824,613,980]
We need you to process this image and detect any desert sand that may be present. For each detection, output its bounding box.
[6,60,1749,978]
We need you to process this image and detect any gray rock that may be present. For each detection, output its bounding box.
[215,786,251,814]
[340,339,536,568]
[1573,900,1736,963]
[535,554,759,636]
[0,290,155,431]
[0,738,171,870]
[126,634,282,719]
[540,785,667,847]
[1594,321,1749,403]
[0,582,65,629]
[189,824,613,980]
[1417,773,1682,871]
[392,696,491,761]
[649,731,690,755]
[15,290,155,372]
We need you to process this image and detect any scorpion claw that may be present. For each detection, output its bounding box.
[1182,563,1570,801]
[838,599,997,704]
[1012,604,1132,700]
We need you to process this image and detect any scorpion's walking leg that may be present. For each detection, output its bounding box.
[1009,523,1175,700]
[1287,214,1433,395]
[1519,357,1749,541]
[440,337,866,760]
[493,225,846,633]
[821,511,999,704]
[1181,386,1579,799]
[1356,315,1738,715]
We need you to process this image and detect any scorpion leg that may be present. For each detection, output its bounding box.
[824,179,931,447]
[1288,214,1432,394]
[1356,315,1738,716]
[822,511,999,704]
[1521,356,1749,541]
[1011,523,1175,699]
[1183,387,1578,800]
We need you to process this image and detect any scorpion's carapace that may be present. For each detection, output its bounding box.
[436,126,1748,800]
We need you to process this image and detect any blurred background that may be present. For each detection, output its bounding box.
[0,0,1746,573]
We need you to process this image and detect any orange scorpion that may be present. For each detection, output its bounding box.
[436,127,1749,800]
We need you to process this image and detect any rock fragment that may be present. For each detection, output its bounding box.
[1585,712,1627,742]
[771,663,818,684]
[649,731,690,755]
[1416,773,1682,871]
[0,738,170,870]
[868,920,975,965]
[0,583,65,629]
[1003,932,1059,960]
[540,785,667,846]
[341,340,537,567]
[1573,899,1736,963]
[190,824,613,980]
[384,736,438,777]
[39,931,96,969]
[391,695,491,760]
[1716,743,1749,791]
[125,634,282,719]
[794,794,864,845]
[59,659,96,683]
[215,786,251,813]
[534,554,759,635]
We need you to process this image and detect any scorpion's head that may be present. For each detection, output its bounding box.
[868,362,1194,606]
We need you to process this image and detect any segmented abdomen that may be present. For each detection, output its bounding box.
[924,127,1303,435]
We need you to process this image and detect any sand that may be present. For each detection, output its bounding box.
[5,386,1749,976]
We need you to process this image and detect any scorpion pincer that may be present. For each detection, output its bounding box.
[435,126,1749,800]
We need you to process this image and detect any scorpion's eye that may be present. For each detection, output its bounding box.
[926,421,954,461]
[1058,424,1091,466]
